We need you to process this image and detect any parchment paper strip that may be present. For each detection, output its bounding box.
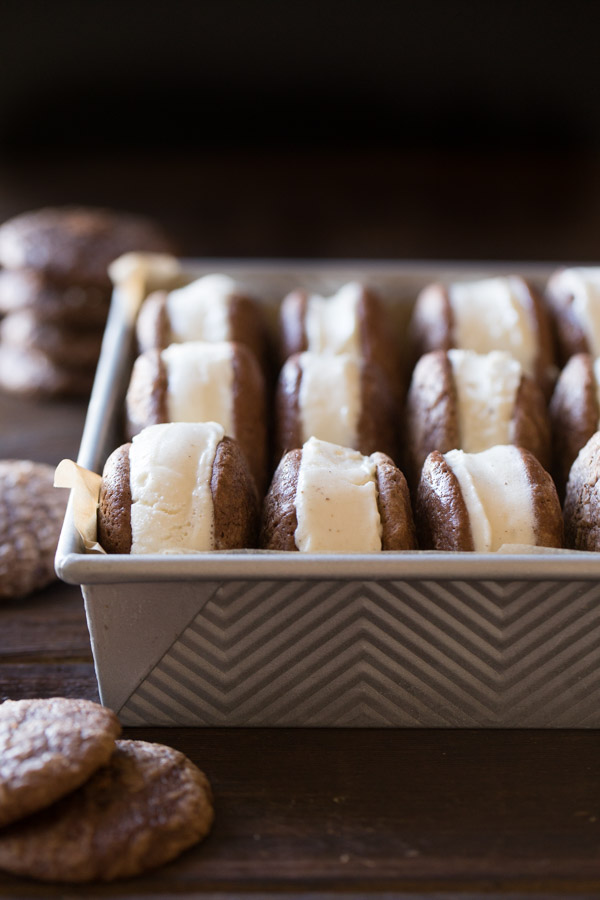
[54,459,105,553]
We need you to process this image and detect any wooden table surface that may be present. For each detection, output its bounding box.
[1,150,600,897]
[2,341,600,900]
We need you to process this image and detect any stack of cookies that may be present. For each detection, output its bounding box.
[0,206,175,397]
[0,459,68,599]
[0,697,213,882]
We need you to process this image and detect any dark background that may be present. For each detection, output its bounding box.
[1,1,600,259]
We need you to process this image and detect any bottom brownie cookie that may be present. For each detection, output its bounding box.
[0,739,214,882]
[0,698,121,828]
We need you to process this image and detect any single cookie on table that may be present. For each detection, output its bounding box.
[136,274,268,370]
[261,436,417,551]
[0,206,175,288]
[0,343,95,398]
[545,267,600,365]
[279,282,400,394]
[0,739,213,883]
[0,269,111,327]
[405,349,551,486]
[416,445,563,552]
[0,460,69,599]
[0,310,103,369]
[409,275,556,398]
[98,422,259,553]
[274,351,399,464]
[125,340,268,494]
[0,697,121,828]
[549,353,600,497]
[563,431,600,551]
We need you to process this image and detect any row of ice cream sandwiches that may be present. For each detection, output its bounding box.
[134,266,600,385]
[98,422,563,554]
[98,423,571,554]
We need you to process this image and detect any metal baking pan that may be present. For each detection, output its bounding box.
[55,258,600,727]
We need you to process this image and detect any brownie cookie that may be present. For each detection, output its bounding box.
[549,353,599,498]
[0,269,111,327]
[136,274,268,369]
[409,276,556,397]
[545,266,600,365]
[279,282,400,394]
[0,460,68,598]
[98,422,259,553]
[0,343,95,397]
[0,739,213,882]
[261,437,417,551]
[416,445,563,551]
[125,341,268,493]
[0,206,175,288]
[405,349,551,486]
[564,431,600,551]
[0,310,103,369]
[275,351,399,463]
[0,698,121,828]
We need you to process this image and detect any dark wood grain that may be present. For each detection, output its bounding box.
[0,392,89,466]
[0,663,98,704]
[0,587,91,661]
[0,720,600,894]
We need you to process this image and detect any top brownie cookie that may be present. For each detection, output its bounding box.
[0,207,175,287]
[0,697,121,828]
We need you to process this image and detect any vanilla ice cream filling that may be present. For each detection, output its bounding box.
[294,437,382,552]
[447,349,522,452]
[129,421,224,553]
[553,267,600,357]
[448,277,537,377]
[162,341,234,433]
[298,352,361,448]
[166,274,237,343]
[444,446,536,552]
[304,282,363,356]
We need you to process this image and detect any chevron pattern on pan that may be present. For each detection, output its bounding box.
[120,579,600,727]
